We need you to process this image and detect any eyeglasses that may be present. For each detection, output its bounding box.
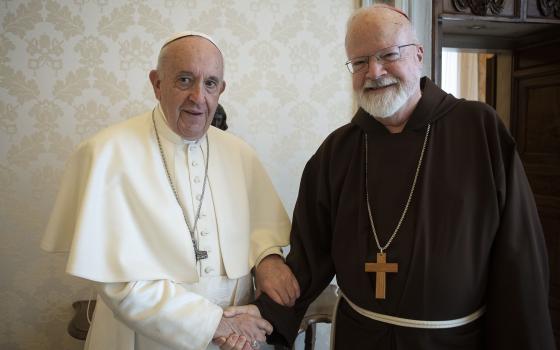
[345,43,417,74]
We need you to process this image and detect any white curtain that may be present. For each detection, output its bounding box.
[442,49,484,101]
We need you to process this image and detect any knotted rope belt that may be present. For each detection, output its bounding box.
[341,292,485,329]
[328,291,486,348]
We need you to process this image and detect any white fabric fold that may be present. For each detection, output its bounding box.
[97,280,220,350]
[87,274,253,350]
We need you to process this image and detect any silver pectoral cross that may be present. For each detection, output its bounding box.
[193,240,208,261]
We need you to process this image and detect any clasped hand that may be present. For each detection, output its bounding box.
[213,255,300,349]
[213,305,271,350]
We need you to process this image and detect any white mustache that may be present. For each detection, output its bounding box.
[363,76,399,89]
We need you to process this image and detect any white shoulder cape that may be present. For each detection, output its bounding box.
[41,109,290,283]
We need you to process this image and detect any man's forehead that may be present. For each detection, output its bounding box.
[349,14,411,45]
[348,25,407,48]
[160,35,224,78]
[165,55,224,81]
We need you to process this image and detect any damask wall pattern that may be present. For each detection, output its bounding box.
[0,0,355,349]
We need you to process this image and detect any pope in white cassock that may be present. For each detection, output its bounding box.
[41,32,300,350]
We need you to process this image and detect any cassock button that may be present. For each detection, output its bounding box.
[200,212,206,218]
[196,194,202,201]
[204,267,214,274]
[200,231,208,236]
[192,161,198,167]
[194,176,201,183]
[189,145,197,151]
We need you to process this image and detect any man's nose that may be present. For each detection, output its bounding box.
[365,58,387,80]
[188,83,205,104]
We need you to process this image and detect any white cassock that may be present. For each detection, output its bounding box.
[41,105,290,350]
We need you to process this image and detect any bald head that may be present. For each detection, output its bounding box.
[345,5,417,55]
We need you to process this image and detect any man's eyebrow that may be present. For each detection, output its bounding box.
[174,71,221,81]
[175,71,193,77]
[206,75,221,81]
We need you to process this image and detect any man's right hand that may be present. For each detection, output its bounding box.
[213,309,272,348]
[213,334,253,350]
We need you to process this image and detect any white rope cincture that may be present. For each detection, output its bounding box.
[341,292,485,329]
[328,292,485,348]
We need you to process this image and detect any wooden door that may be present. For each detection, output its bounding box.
[511,32,560,349]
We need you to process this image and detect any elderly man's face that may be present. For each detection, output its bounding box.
[150,37,225,140]
[346,14,423,118]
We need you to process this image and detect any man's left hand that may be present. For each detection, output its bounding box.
[255,255,300,306]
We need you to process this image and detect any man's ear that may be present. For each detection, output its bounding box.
[416,45,424,64]
[149,70,161,100]
[219,80,226,94]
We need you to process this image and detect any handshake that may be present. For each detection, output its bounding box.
[213,255,300,350]
[212,304,271,350]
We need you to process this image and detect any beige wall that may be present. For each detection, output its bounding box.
[0,1,355,349]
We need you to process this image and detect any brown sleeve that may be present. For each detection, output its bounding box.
[255,150,336,347]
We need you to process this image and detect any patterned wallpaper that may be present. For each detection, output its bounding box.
[0,0,355,349]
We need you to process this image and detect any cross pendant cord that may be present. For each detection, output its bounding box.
[364,124,430,299]
[152,109,209,261]
[364,124,431,252]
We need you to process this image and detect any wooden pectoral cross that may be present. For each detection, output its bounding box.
[365,252,398,299]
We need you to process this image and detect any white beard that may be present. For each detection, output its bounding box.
[356,75,415,118]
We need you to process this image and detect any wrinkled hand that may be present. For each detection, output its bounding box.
[213,308,272,346]
[215,306,268,349]
[213,334,254,350]
[255,255,300,306]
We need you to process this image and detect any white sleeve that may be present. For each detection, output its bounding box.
[97,280,223,350]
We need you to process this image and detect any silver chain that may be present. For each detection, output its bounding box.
[151,109,209,260]
[364,124,431,253]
